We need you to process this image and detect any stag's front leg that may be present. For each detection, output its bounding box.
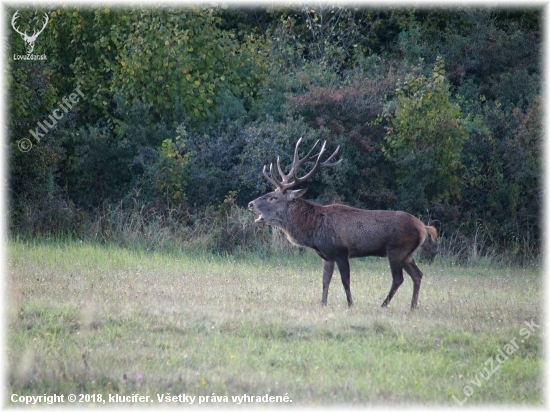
[321,259,334,306]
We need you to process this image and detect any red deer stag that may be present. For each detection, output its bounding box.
[248,138,437,309]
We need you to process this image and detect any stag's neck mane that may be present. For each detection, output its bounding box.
[277,198,322,248]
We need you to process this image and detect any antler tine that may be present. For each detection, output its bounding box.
[321,145,342,166]
[286,138,321,181]
[278,138,321,186]
[276,156,293,184]
[293,141,342,185]
[262,164,283,191]
[292,137,303,166]
[11,11,26,37]
[36,13,49,36]
[261,139,342,192]
[294,138,321,166]
[292,141,326,183]
[30,13,49,39]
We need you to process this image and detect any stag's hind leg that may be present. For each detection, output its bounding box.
[335,257,353,307]
[381,256,404,307]
[403,259,423,309]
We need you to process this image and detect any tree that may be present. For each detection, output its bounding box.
[382,56,470,212]
[42,6,268,127]
[9,6,271,212]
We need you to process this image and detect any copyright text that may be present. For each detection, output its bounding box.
[10,392,293,405]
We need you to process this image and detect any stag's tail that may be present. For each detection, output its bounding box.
[425,226,437,242]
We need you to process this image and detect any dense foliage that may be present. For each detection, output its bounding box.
[7,6,542,262]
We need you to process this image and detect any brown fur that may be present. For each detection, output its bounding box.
[249,191,437,309]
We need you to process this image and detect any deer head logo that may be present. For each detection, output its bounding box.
[11,11,49,55]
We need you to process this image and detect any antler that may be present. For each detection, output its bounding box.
[263,137,342,192]
[11,11,26,38]
[29,13,49,40]
[11,11,48,40]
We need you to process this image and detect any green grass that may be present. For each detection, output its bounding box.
[6,239,543,406]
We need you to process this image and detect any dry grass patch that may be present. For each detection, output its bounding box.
[7,240,542,406]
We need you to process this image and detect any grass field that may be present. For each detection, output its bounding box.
[6,239,543,406]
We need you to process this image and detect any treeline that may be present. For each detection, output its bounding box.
[8,6,542,262]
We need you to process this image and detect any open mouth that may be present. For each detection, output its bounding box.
[249,203,265,224]
[254,212,264,223]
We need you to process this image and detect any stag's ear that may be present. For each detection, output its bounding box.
[287,188,308,200]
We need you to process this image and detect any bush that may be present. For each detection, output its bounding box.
[460,98,542,261]
[284,59,403,208]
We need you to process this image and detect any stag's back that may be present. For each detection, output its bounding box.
[316,204,429,259]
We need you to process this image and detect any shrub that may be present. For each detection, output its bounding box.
[284,59,403,208]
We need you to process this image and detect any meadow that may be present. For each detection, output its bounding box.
[6,239,543,406]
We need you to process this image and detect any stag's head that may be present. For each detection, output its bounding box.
[248,138,341,227]
[11,11,49,55]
